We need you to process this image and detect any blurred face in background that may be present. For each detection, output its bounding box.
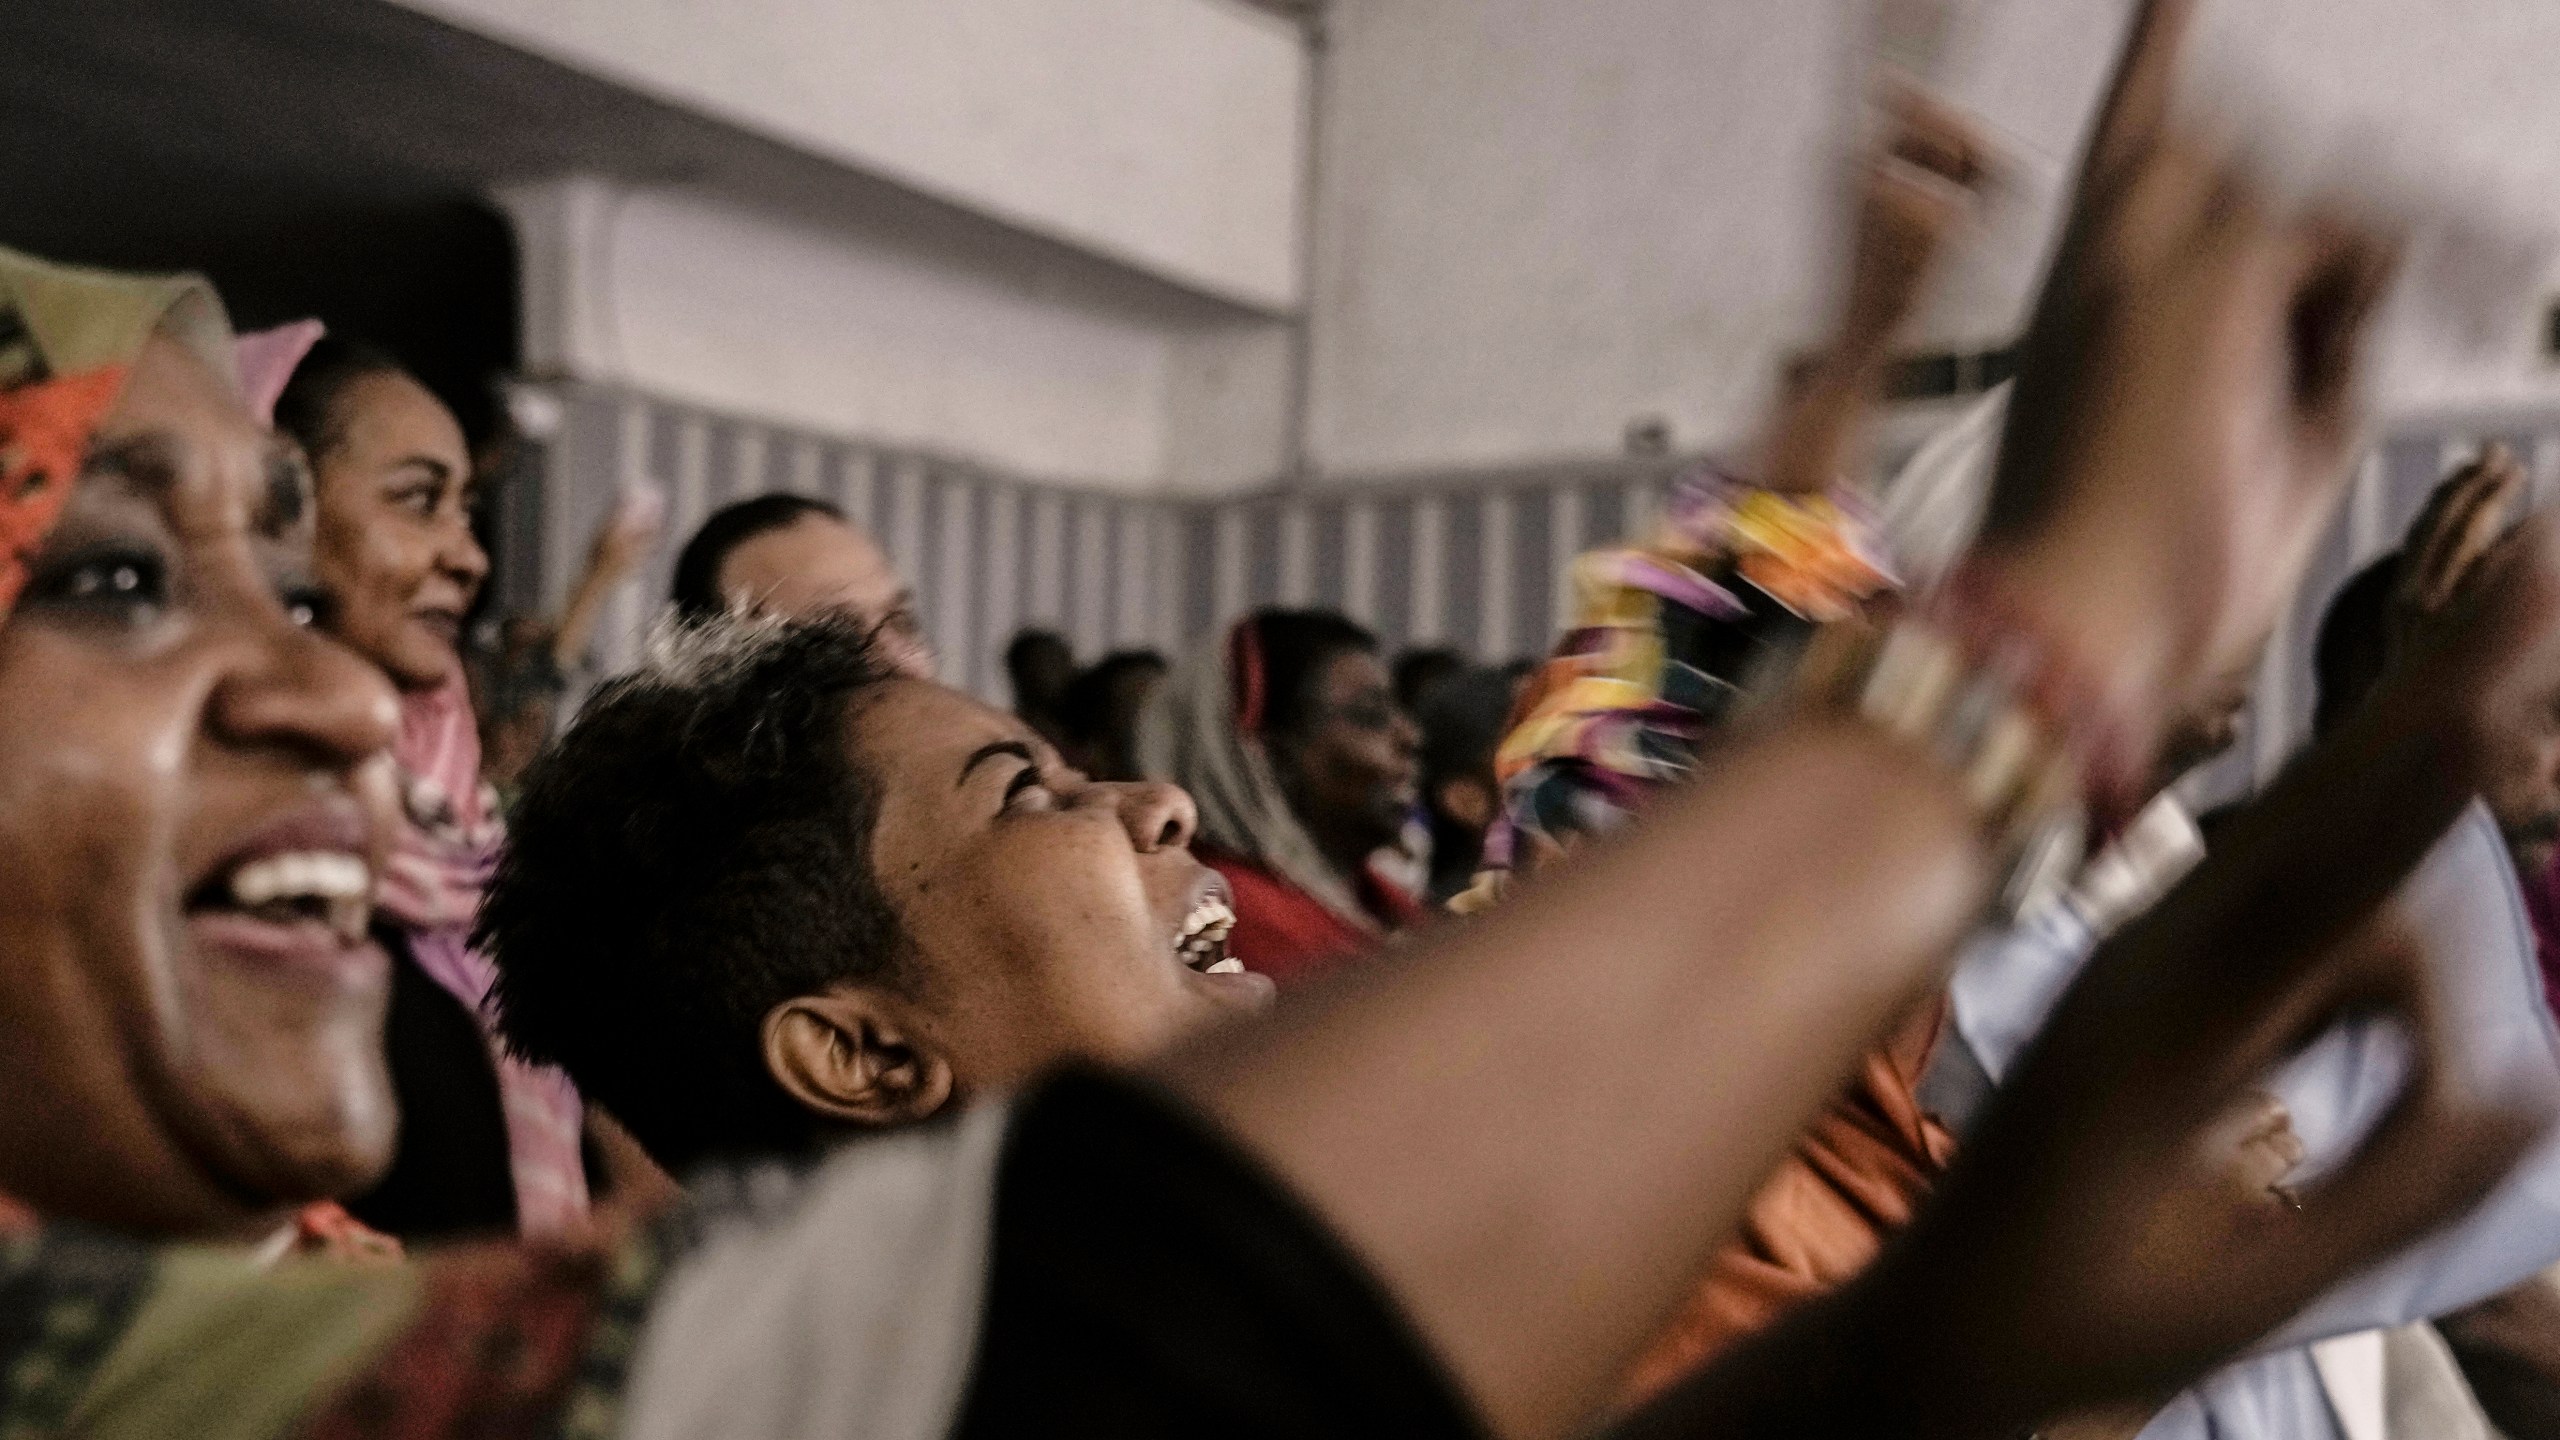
[0,336,404,1238]
[719,511,933,677]
[307,370,489,691]
[1271,647,1421,865]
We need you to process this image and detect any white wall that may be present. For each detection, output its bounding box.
[1305,0,1854,479]
[501,177,1300,494]
[1304,0,2560,483]
[394,0,1309,312]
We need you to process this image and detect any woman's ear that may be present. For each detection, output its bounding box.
[760,988,956,1130]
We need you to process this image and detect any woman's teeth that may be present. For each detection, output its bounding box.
[223,851,372,939]
[1176,896,1239,971]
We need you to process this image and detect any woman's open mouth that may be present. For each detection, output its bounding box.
[1174,893,1244,975]
[181,804,383,985]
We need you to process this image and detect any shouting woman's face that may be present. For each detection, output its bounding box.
[0,335,405,1238]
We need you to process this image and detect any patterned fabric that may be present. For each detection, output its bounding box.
[0,246,234,622]
[0,1221,672,1440]
[292,1225,667,1440]
[1470,460,1953,1399]
[1481,464,1894,880]
[377,672,589,1239]
[0,1228,160,1440]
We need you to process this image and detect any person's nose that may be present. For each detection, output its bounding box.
[207,621,401,771]
[1115,781,1198,852]
[439,513,491,595]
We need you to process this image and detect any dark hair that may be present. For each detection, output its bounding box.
[1005,628,1073,679]
[1417,667,1519,896]
[478,614,910,1170]
[670,494,849,622]
[1392,647,1467,716]
[1246,608,1381,739]
[2312,553,2399,739]
[1060,650,1168,744]
[271,335,410,462]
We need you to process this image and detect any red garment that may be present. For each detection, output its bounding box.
[1204,850,1427,988]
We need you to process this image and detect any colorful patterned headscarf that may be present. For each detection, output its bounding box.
[0,247,233,617]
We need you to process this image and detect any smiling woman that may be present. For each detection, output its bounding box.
[274,334,593,1242]
[0,246,405,1243]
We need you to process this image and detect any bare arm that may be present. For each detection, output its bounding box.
[1153,3,2438,1436]
[1162,722,1990,1438]
[1757,90,1993,495]
[549,496,664,674]
[1618,563,2560,1438]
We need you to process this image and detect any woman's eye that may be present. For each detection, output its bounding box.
[29,550,169,624]
[1002,765,1054,813]
[391,483,440,517]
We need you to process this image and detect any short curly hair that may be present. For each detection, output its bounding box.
[477,614,912,1171]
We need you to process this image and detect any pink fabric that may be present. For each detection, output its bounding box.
[233,320,325,425]
[378,671,590,1238]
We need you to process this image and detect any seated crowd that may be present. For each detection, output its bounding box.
[12,5,2560,1439]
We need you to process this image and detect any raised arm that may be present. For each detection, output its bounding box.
[1151,6,2420,1437]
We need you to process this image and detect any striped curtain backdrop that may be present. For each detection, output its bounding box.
[506,384,1692,700]
[506,383,2560,793]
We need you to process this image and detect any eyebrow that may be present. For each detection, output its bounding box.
[958,740,1035,790]
[80,433,182,497]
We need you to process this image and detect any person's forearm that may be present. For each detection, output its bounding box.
[1156,721,1989,1440]
[548,565,622,672]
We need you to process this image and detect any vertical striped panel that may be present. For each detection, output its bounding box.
[980,486,1022,700]
[1246,503,1283,609]
[1027,491,1066,626]
[887,460,928,586]
[1443,494,1484,659]
[1212,506,1249,631]
[1113,505,1149,647]
[1073,498,1111,657]
[786,436,822,496]
[840,449,878,532]
[1409,496,1447,645]
[935,480,980,695]
[667,410,712,561]
[1184,508,1220,642]
[1157,507,1185,652]
[1479,491,1516,660]
[523,383,2560,758]
[1279,502,1314,605]
[1343,500,1379,626]
[729,426,766,510]
[1549,486,1585,633]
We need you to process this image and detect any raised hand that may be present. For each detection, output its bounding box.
[1842,520,2560,1434]
[1762,86,1997,495]
[1969,0,2398,771]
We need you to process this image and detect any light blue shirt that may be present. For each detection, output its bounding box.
[1937,804,2560,1440]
